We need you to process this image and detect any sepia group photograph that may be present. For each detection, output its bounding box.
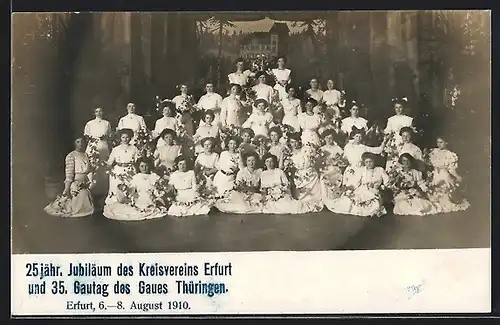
[11,10,491,254]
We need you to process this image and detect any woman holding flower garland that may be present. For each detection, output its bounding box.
[327,152,389,217]
[117,103,148,146]
[168,155,213,217]
[220,83,245,128]
[426,136,470,213]
[213,136,241,197]
[194,137,219,189]
[171,84,197,136]
[305,78,323,103]
[390,153,441,216]
[104,128,139,206]
[385,127,423,172]
[216,152,264,214]
[193,110,220,155]
[44,136,95,218]
[260,153,307,214]
[298,97,322,146]
[322,79,346,120]
[271,56,292,101]
[287,133,324,212]
[83,107,112,197]
[341,101,368,135]
[319,129,348,204]
[103,157,168,221]
[268,126,287,170]
[153,101,178,148]
[153,128,181,176]
[242,98,274,137]
[384,97,414,147]
[281,84,302,132]
[197,82,224,127]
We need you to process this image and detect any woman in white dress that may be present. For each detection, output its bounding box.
[252,71,275,104]
[153,101,178,148]
[384,97,414,147]
[327,152,389,217]
[197,82,223,127]
[228,58,253,86]
[288,133,324,212]
[271,56,292,100]
[213,136,241,196]
[342,127,387,186]
[104,128,139,206]
[168,156,213,217]
[319,129,348,204]
[103,157,168,221]
[153,128,181,176]
[390,153,441,216]
[220,83,245,128]
[385,126,423,172]
[260,153,310,214]
[117,103,147,146]
[305,78,323,103]
[216,152,264,214]
[268,126,287,170]
[281,84,301,132]
[426,136,470,213]
[298,98,322,146]
[322,79,346,120]
[44,136,95,218]
[83,107,112,197]
[194,137,219,191]
[193,110,220,155]
[242,98,274,137]
[341,101,368,135]
[171,84,197,136]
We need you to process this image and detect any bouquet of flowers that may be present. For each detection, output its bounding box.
[282,149,296,179]
[307,144,328,173]
[116,183,137,204]
[220,125,241,149]
[261,184,288,202]
[331,153,350,171]
[384,133,402,162]
[177,95,196,115]
[136,128,154,158]
[242,88,257,107]
[148,177,174,208]
[85,137,106,171]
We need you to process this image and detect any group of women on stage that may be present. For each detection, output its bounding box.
[44,57,470,221]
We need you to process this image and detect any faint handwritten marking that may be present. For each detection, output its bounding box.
[406,281,425,300]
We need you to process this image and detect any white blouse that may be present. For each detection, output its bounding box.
[117,114,147,133]
[154,145,181,169]
[236,167,262,188]
[170,170,196,191]
[322,89,342,107]
[321,144,344,160]
[260,168,290,188]
[220,96,242,127]
[341,116,368,134]
[242,112,274,137]
[197,93,223,111]
[195,152,219,169]
[84,118,112,139]
[228,70,252,86]
[428,148,459,172]
[153,117,178,138]
[252,84,274,103]
[343,143,383,167]
[384,115,414,135]
[398,143,423,161]
[305,89,324,102]
[272,68,291,83]
[195,124,219,140]
[108,144,139,164]
[298,113,321,132]
[281,97,301,117]
[216,151,240,173]
[353,166,389,188]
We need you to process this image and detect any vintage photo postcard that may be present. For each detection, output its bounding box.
[11,11,491,316]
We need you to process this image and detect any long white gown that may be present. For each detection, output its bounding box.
[326,166,389,217]
[322,89,343,119]
[105,144,139,205]
[167,170,212,217]
[260,168,310,214]
[216,167,264,214]
[319,144,345,203]
[220,96,243,127]
[213,151,240,196]
[298,113,321,146]
[103,173,168,221]
[271,68,291,100]
[342,142,384,185]
[281,97,301,132]
[290,147,324,212]
[427,148,470,213]
[84,117,112,196]
[44,151,95,218]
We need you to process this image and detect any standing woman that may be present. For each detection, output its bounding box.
[252,71,274,104]
[298,98,322,146]
[83,107,112,197]
[271,56,292,101]
[322,79,346,120]
[281,84,302,132]
[197,82,223,127]
[341,101,368,135]
[305,78,324,103]
[220,83,245,128]
[153,101,178,148]
[171,83,197,136]
[104,128,139,206]
[44,136,95,218]
[384,97,414,147]
[228,58,254,87]
[117,102,147,145]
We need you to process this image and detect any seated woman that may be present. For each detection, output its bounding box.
[390,153,441,216]
[242,98,274,137]
[238,127,257,157]
[216,152,264,214]
[168,156,213,217]
[319,129,348,203]
[385,126,423,172]
[260,153,310,214]
[288,133,324,212]
[194,137,219,190]
[268,126,287,170]
[326,152,389,217]
[103,157,168,221]
[44,136,95,218]
[153,128,181,177]
[426,136,470,213]
[213,136,241,196]
[298,97,322,146]
[193,110,220,155]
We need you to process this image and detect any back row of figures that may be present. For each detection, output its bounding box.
[45,104,470,220]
